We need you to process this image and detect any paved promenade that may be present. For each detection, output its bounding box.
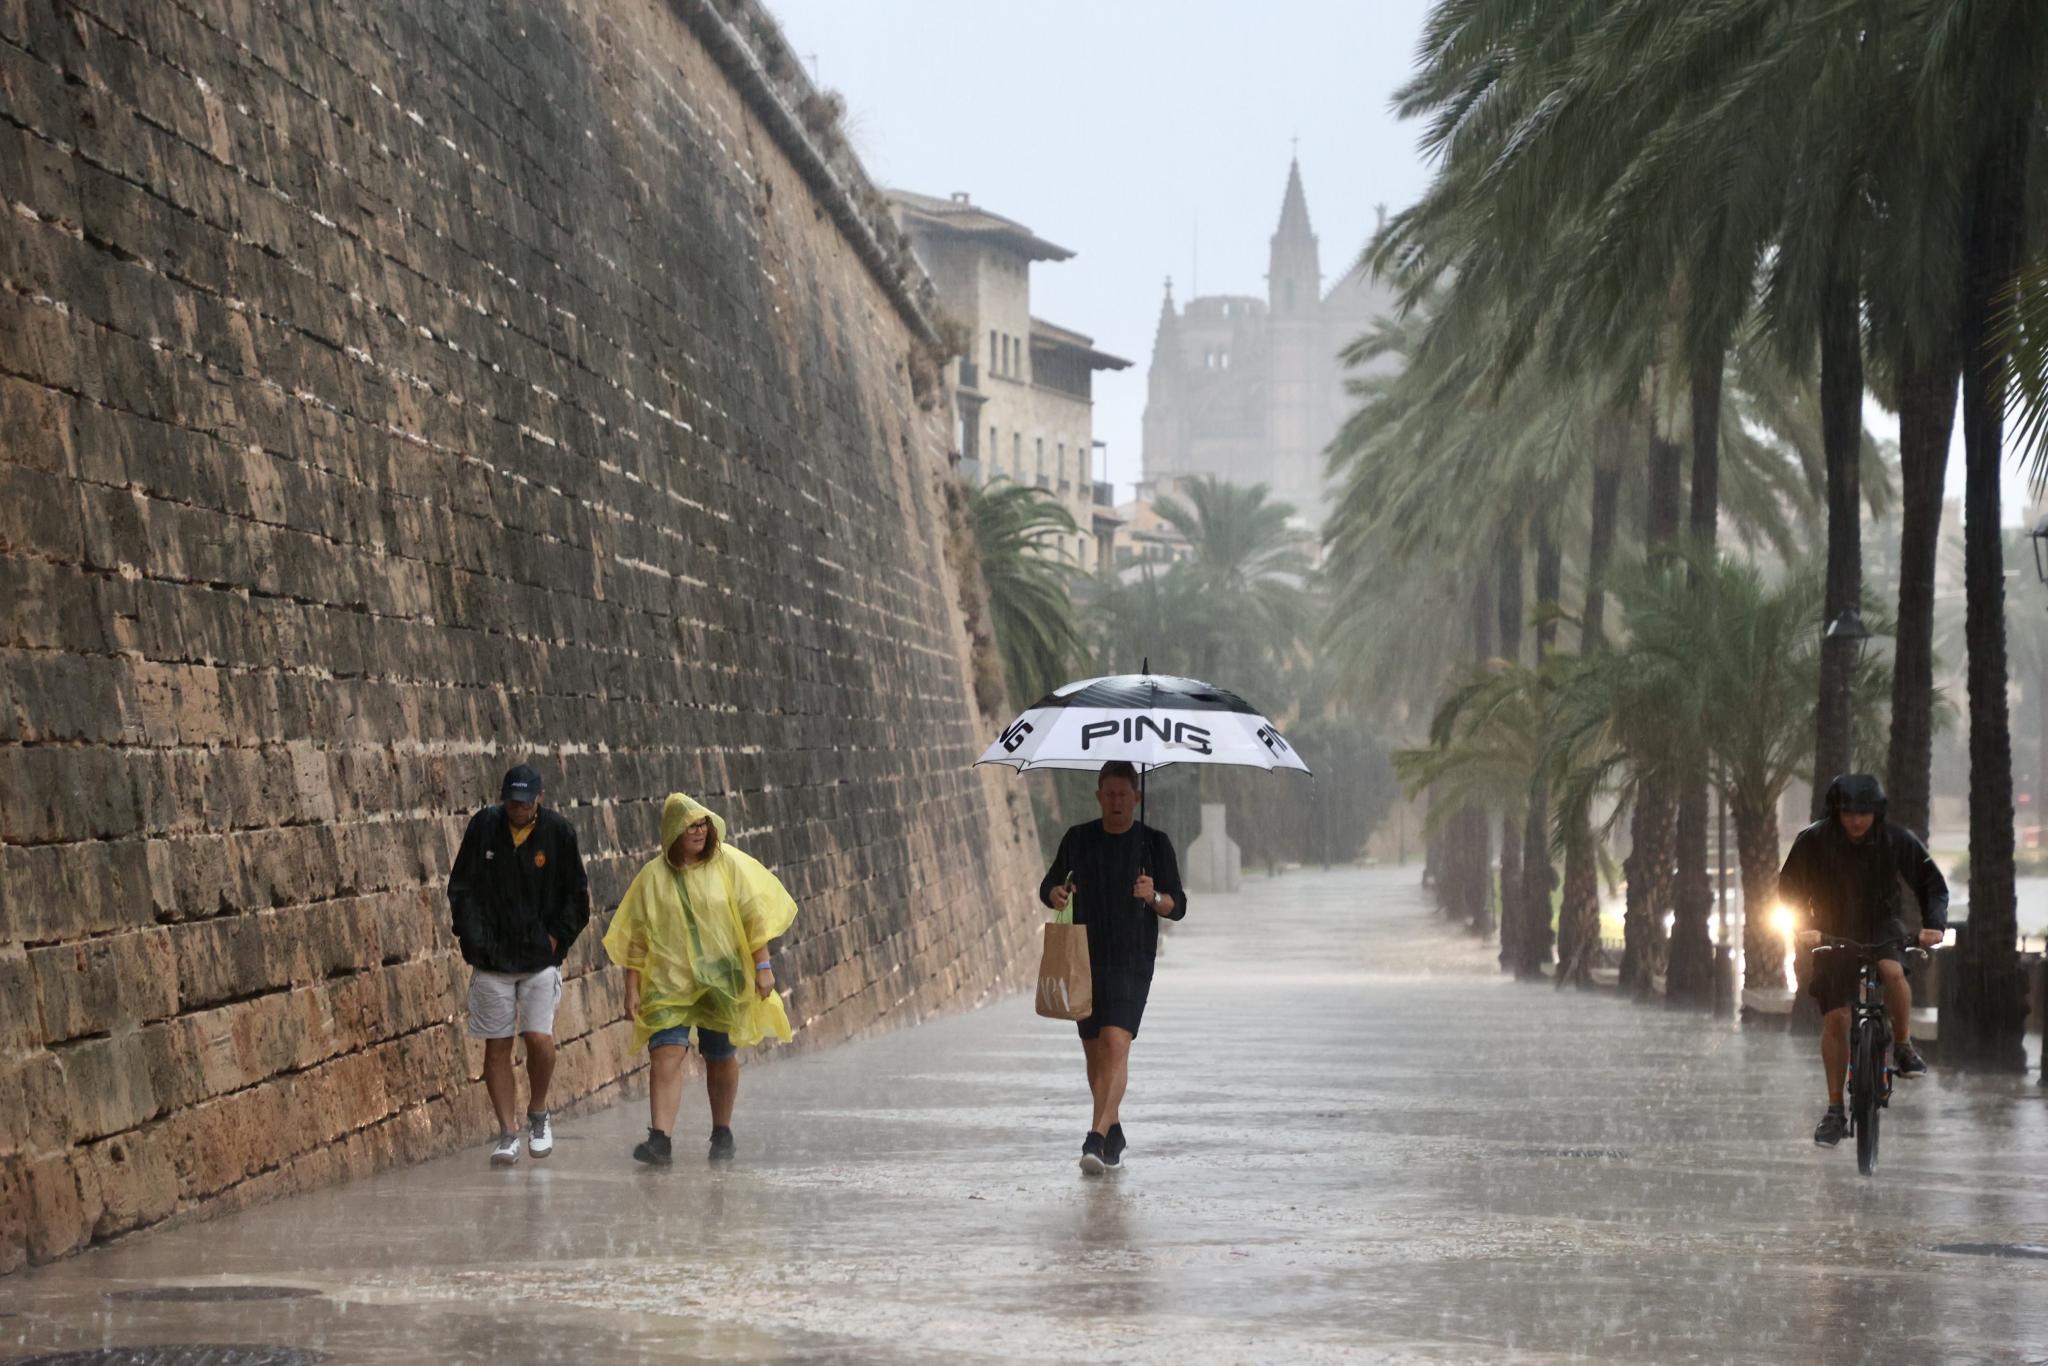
[9,867,2048,1364]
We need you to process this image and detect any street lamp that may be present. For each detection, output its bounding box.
[1826,608,1872,768]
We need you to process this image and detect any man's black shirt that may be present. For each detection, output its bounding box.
[1039,820,1187,1009]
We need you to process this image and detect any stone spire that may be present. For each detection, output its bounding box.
[1142,277,1186,483]
[1151,277,1179,354]
[1147,277,1183,398]
[1268,158,1321,317]
[1276,157,1314,241]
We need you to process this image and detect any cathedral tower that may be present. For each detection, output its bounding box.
[1265,158,1323,517]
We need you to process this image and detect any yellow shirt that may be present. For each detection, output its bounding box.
[511,822,533,849]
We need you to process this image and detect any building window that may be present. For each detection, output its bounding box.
[1013,432,1022,468]
[989,425,998,468]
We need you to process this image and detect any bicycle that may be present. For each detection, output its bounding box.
[1810,935,1930,1176]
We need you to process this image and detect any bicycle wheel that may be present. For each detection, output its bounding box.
[1852,1024,1882,1176]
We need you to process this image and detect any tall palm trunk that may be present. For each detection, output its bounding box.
[2035,675,2048,849]
[1950,111,2031,1070]
[1496,531,1526,969]
[1812,266,1865,815]
[1669,354,1724,1007]
[1516,529,1562,980]
[1622,432,1685,997]
[1559,449,1623,988]
[1884,348,1959,839]
[2037,675,2048,849]
[1624,793,1677,999]
[1731,790,1785,992]
[1444,577,1498,936]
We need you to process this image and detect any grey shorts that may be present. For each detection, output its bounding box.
[466,966,562,1039]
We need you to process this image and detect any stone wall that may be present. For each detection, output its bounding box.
[0,0,1043,1272]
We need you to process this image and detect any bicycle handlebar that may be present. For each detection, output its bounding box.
[1811,935,1930,964]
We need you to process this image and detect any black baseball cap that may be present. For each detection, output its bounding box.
[500,764,543,802]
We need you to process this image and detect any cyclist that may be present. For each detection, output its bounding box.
[1778,774,1947,1148]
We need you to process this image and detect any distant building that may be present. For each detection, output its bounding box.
[890,190,1131,571]
[1111,496,1193,574]
[1140,158,1398,529]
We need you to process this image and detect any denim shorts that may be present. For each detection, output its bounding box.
[648,1024,736,1061]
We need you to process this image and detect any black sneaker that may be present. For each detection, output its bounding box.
[709,1126,736,1162]
[631,1127,673,1166]
[1079,1131,1107,1176]
[1813,1109,1847,1147]
[1895,1042,1929,1079]
[1103,1123,1126,1169]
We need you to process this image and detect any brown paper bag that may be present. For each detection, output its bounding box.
[1034,921,1093,1020]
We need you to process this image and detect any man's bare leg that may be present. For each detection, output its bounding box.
[521,1032,555,1114]
[1082,1037,1106,1132]
[1877,959,1913,1045]
[483,1037,520,1134]
[1093,1027,1132,1134]
[1821,1007,1850,1105]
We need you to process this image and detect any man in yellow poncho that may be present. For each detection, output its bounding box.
[605,793,799,1164]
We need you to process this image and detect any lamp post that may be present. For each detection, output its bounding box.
[2030,514,2048,1087]
[1825,608,1873,769]
[1713,762,1736,1019]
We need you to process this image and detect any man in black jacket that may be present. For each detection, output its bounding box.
[447,764,590,1167]
[1039,760,1187,1175]
[1778,774,1948,1149]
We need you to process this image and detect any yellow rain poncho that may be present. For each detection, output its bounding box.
[603,793,800,1052]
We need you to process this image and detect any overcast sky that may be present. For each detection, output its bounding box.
[771,0,2034,521]
[771,0,1439,497]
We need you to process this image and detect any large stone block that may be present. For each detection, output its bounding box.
[22,1153,88,1263]
[55,1034,160,1143]
[76,1126,179,1240]
[29,928,178,1041]
[0,1054,68,1153]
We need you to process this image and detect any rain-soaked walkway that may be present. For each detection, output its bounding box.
[9,867,2048,1364]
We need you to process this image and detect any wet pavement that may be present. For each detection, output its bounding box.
[7,866,2048,1365]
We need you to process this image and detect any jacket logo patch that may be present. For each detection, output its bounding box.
[533,852,546,868]
[485,851,495,860]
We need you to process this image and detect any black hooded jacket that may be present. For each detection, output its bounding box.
[447,804,590,973]
[1776,775,1948,943]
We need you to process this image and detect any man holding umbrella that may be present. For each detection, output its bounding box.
[983,668,1307,1173]
[1039,759,1187,1174]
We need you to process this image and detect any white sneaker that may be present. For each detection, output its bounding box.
[527,1112,553,1158]
[490,1131,521,1167]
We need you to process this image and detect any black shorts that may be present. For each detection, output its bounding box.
[1807,942,1903,1015]
[1077,996,1147,1040]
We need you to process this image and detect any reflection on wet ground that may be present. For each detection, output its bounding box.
[9,867,2046,1364]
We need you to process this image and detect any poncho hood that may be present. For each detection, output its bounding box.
[662,792,727,857]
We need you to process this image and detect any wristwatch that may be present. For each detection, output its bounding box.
[1149,890,1162,908]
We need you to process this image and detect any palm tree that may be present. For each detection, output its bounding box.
[1926,0,2047,1069]
[1618,551,1890,991]
[2008,256,2048,473]
[1151,477,1312,685]
[968,480,1084,708]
